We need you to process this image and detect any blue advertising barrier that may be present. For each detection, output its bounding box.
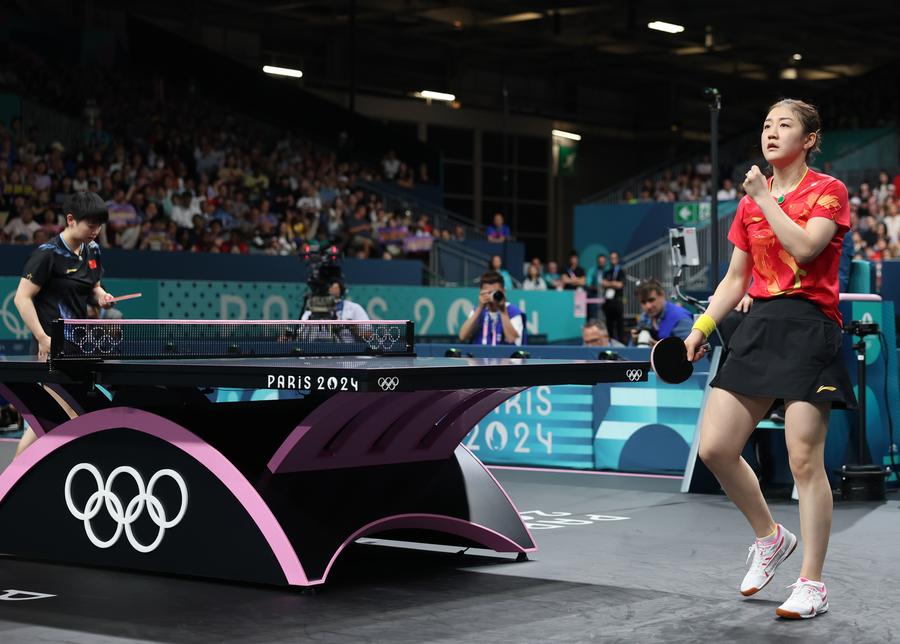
[418,344,708,473]
[593,371,707,474]
[0,278,583,344]
[463,385,593,470]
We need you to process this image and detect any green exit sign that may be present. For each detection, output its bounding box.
[674,202,711,226]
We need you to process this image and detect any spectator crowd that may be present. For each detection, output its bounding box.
[620,157,740,204]
[0,57,476,260]
[847,171,900,271]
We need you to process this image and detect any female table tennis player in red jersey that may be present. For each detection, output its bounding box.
[684,99,855,619]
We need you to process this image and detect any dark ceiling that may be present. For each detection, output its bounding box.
[13,1,900,138]
[109,1,900,133]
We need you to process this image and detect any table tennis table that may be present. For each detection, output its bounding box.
[0,319,649,587]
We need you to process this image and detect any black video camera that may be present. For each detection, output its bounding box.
[301,244,345,320]
[844,321,879,337]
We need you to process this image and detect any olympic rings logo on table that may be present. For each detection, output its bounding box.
[64,463,188,554]
[377,376,400,391]
[626,369,643,382]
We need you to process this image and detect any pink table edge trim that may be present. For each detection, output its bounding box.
[267,425,311,473]
[319,512,536,582]
[487,464,683,480]
[58,319,410,325]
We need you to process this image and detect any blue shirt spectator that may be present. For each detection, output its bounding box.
[486,213,511,243]
[631,279,693,345]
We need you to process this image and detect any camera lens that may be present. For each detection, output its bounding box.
[492,290,505,303]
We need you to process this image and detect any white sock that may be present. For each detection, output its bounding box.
[757,524,780,545]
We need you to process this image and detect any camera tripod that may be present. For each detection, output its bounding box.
[837,320,892,501]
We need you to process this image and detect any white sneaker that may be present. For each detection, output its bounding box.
[740,524,798,596]
[776,578,829,619]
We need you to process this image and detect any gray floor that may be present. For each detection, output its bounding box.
[0,467,896,643]
[0,440,15,466]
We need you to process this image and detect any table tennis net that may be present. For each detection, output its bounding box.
[50,319,415,360]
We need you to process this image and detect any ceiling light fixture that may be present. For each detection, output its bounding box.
[792,53,803,61]
[481,12,544,26]
[414,90,456,102]
[262,65,303,78]
[647,21,685,34]
[552,129,582,141]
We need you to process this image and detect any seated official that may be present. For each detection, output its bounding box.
[582,319,625,348]
[630,278,693,346]
[458,271,525,346]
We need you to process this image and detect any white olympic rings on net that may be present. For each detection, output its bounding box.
[64,463,188,554]
[69,325,123,355]
[366,325,402,351]
[626,369,643,382]
[377,377,400,391]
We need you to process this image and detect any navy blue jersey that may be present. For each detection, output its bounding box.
[21,235,104,337]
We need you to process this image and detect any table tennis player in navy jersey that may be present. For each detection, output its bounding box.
[12,191,116,456]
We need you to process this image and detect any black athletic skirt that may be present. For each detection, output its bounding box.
[710,297,857,409]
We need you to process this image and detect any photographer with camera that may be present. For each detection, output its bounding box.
[630,278,693,347]
[458,271,525,346]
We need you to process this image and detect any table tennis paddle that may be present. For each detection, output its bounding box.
[109,292,142,303]
[650,336,705,384]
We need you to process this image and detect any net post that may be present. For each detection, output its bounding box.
[405,321,415,354]
[50,319,65,363]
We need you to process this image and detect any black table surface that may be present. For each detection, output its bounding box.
[0,356,651,391]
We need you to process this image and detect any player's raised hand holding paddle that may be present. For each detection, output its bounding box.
[96,292,143,308]
[96,292,116,309]
[108,292,142,303]
[651,334,709,384]
[684,329,709,363]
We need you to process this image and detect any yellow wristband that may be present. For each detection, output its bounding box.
[692,313,716,339]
